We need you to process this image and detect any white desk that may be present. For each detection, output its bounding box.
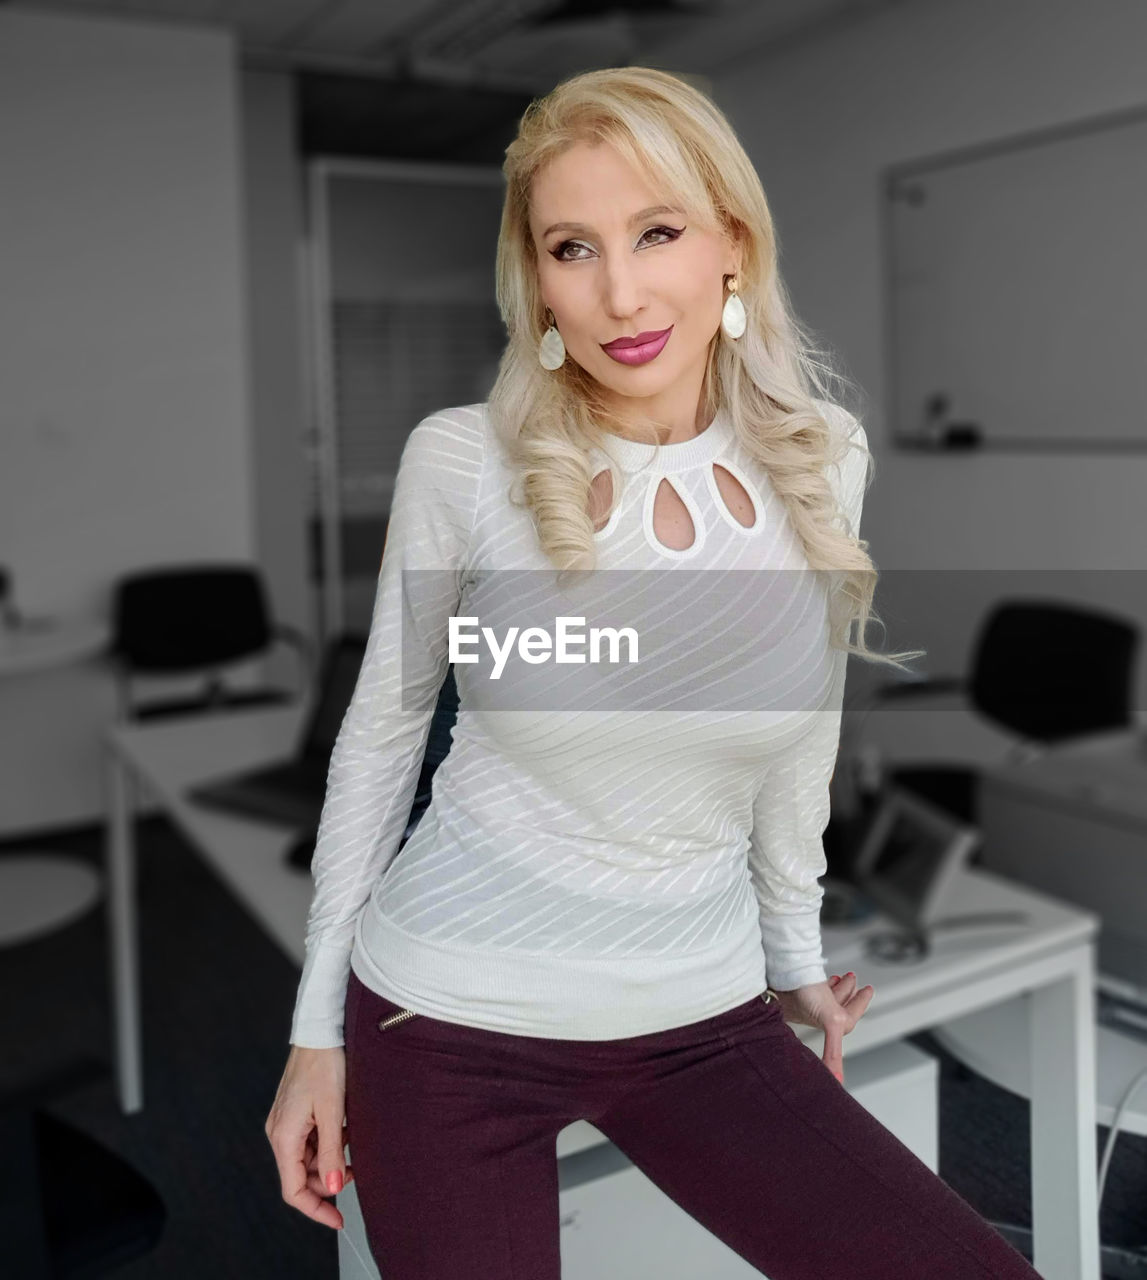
[932,997,1147,1135]
[932,729,1147,1200]
[103,705,307,1118]
[821,872,1102,1280]
[103,705,1103,1280]
[0,616,111,672]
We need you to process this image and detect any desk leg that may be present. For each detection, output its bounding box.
[105,748,143,1115]
[1029,950,1099,1280]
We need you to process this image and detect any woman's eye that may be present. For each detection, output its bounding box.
[642,225,684,248]
[551,240,588,262]
[550,226,685,262]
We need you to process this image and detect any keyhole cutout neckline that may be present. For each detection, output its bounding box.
[585,406,768,558]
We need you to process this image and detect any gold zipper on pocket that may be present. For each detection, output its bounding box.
[378,1008,419,1031]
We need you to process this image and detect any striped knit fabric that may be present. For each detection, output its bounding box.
[289,399,868,1046]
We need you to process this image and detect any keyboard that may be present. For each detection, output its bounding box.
[1096,990,1147,1044]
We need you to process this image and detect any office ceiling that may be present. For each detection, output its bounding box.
[9,0,909,159]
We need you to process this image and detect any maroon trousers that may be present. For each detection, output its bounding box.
[343,968,1040,1279]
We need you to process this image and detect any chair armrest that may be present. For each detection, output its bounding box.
[271,623,318,698]
[870,675,967,703]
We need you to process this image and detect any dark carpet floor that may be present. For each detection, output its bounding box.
[1,819,1144,1277]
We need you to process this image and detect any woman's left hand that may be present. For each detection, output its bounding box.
[771,973,874,1087]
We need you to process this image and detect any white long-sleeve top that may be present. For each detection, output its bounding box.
[289,398,869,1047]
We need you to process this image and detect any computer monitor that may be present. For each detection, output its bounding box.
[852,786,982,931]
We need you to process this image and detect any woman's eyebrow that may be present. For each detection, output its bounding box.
[541,205,684,238]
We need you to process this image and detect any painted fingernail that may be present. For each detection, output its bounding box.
[327,1170,343,1195]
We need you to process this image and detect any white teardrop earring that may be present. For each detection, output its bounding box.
[538,307,566,371]
[721,276,747,340]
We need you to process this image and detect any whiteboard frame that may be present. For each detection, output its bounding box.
[882,101,1147,453]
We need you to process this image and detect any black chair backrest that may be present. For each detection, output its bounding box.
[111,565,274,673]
[969,600,1140,743]
[412,664,460,809]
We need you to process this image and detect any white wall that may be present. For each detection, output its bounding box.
[240,69,313,676]
[0,8,254,834]
[715,0,1147,697]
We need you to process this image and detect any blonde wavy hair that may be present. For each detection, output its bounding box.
[487,65,922,673]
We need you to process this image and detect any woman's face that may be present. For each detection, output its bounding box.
[529,140,739,427]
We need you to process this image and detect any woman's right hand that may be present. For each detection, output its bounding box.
[265,1044,355,1231]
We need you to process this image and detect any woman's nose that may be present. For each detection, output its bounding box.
[600,254,644,319]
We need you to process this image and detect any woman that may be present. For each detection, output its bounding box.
[266,67,1039,1278]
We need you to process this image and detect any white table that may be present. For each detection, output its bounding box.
[0,615,111,672]
[932,994,1147,1136]
[103,705,1103,1280]
[0,617,110,946]
[929,728,1147,1265]
[103,705,308,1118]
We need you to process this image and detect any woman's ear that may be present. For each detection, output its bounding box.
[725,224,745,279]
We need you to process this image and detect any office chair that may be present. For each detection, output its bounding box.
[861,598,1140,829]
[108,564,315,722]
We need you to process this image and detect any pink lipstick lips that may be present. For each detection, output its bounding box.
[600,325,673,366]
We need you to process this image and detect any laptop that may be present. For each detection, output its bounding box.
[187,634,367,829]
[850,785,982,932]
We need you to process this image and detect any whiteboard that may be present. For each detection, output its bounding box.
[885,106,1147,451]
